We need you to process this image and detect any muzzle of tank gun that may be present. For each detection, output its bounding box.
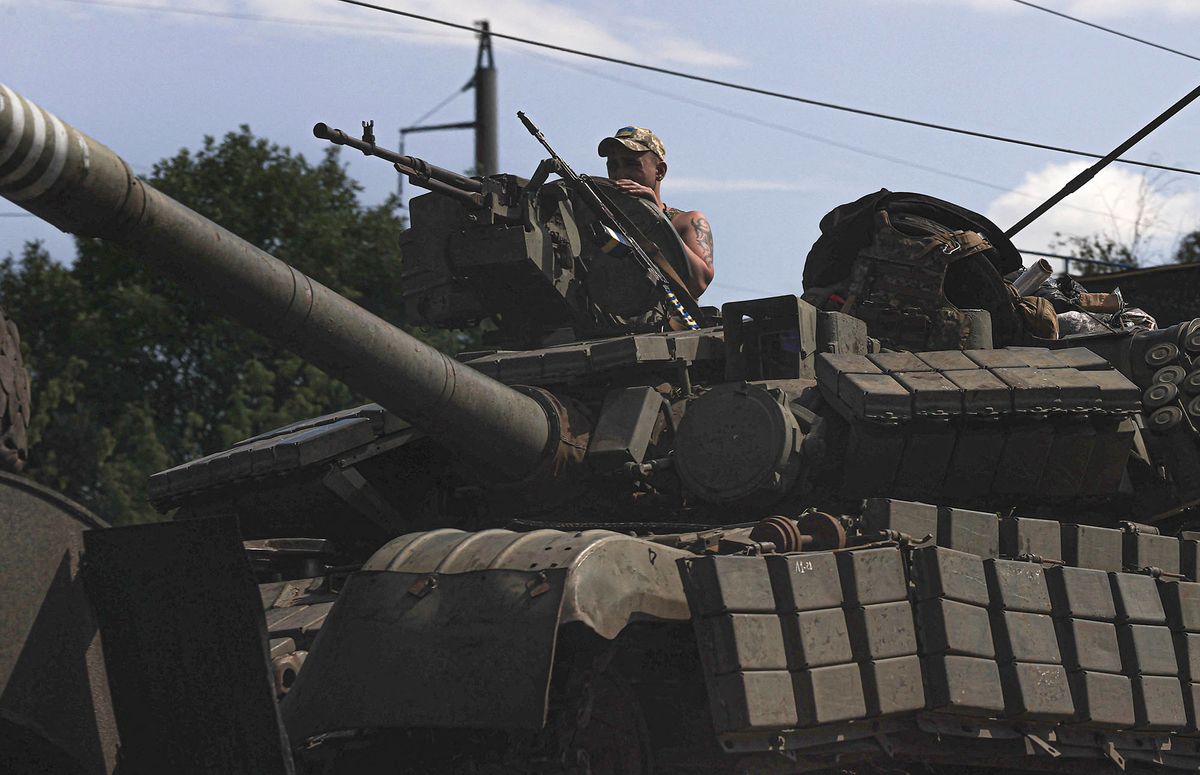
[0,83,562,481]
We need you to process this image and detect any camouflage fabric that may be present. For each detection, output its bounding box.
[1014,292,1061,340]
[597,126,667,161]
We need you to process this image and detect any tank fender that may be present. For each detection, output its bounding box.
[279,529,693,740]
[363,527,694,636]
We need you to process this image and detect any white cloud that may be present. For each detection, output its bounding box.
[886,0,1200,17]
[51,0,742,69]
[1056,0,1200,17]
[985,160,1200,262]
[667,176,816,193]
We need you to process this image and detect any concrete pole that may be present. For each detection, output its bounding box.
[473,21,498,176]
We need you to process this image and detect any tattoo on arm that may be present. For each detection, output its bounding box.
[691,215,714,266]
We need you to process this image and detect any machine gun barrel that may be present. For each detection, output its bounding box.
[313,122,484,206]
[0,84,555,480]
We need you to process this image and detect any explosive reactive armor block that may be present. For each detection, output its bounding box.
[1110,571,1168,624]
[1060,523,1123,572]
[998,662,1074,720]
[765,551,844,612]
[792,663,867,727]
[937,507,999,559]
[916,599,995,659]
[846,601,918,661]
[1047,565,1118,621]
[921,655,1005,716]
[709,671,798,732]
[836,546,908,606]
[815,351,1141,502]
[1124,527,1182,575]
[1056,618,1123,673]
[991,610,1061,664]
[1068,671,1136,728]
[860,655,925,717]
[984,559,1053,613]
[1163,581,1200,633]
[685,555,775,616]
[911,545,989,606]
[698,614,788,673]
[859,498,938,540]
[999,516,1063,562]
[779,609,852,669]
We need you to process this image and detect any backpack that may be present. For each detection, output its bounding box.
[803,190,1025,349]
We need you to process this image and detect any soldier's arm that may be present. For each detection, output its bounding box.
[672,210,714,298]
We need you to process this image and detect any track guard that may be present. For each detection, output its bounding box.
[82,516,294,775]
[0,473,116,775]
[281,528,692,741]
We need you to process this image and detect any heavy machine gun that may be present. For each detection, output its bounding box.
[317,115,705,346]
[8,82,1200,775]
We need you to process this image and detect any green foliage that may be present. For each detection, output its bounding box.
[1174,231,1200,265]
[1050,232,1137,276]
[1,127,476,523]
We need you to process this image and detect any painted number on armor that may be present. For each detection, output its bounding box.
[794,559,815,574]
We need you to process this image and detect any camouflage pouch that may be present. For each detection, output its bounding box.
[1013,291,1060,341]
[842,212,992,351]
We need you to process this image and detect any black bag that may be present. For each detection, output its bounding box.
[803,189,1025,348]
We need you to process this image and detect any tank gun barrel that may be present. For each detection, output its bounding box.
[313,121,484,206]
[0,83,555,480]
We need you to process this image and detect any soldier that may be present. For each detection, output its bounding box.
[598,126,714,298]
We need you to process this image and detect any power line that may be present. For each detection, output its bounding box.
[1009,0,1200,64]
[55,0,456,39]
[708,280,775,296]
[515,48,1152,229]
[515,49,1011,195]
[332,0,1200,178]
[408,88,467,129]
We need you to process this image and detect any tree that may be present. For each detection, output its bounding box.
[1045,170,1193,275]
[1049,232,1137,276]
[1173,230,1200,264]
[1,127,474,523]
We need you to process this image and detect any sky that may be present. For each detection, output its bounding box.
[3,0,1200,309]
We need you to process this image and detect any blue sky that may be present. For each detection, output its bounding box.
[3,0,1199,308]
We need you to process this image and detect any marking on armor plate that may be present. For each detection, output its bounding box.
[794,559,815,573]
[9,110,69,201]
[0,94,46,188]
[0,85,27,168]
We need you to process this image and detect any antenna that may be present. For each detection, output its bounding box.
[1005,82,1200,239]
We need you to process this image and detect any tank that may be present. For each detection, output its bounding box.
[6,81,1200,774]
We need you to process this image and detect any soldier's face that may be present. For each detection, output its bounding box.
[606,148,660,188]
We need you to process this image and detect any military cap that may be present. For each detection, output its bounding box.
[597,126,666,161]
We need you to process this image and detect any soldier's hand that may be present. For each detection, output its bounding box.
[613,179,656,201]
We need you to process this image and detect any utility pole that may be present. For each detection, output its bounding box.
[398,20,498,200]
[473,21,498,177]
